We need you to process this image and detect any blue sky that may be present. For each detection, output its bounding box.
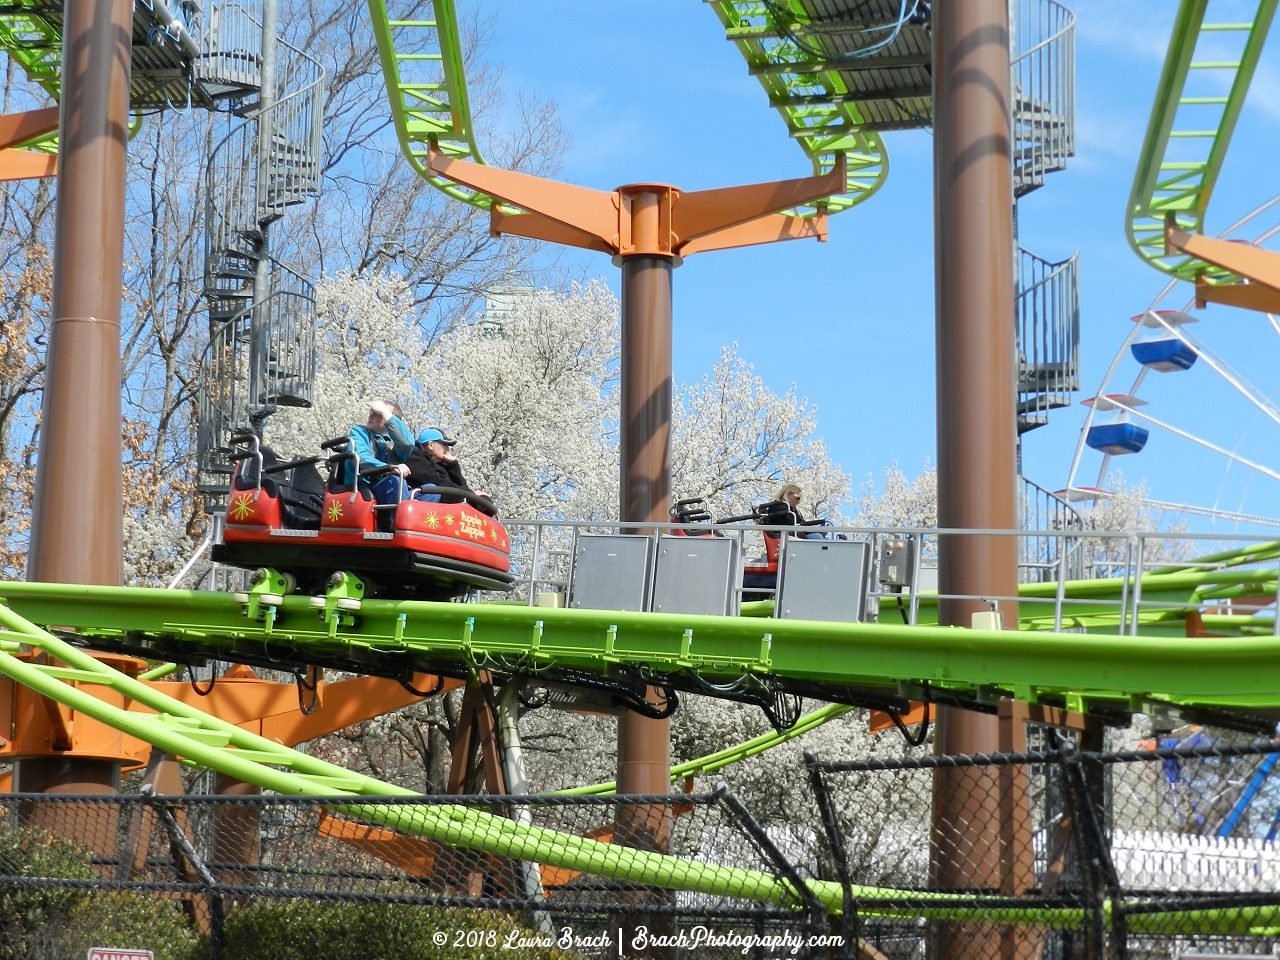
[477,0,1280,528]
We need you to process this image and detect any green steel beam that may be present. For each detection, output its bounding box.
[555,702,854,795]
[1126,0,1278,281]
[0,557,1277,717]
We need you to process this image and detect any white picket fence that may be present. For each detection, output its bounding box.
[1114,829,1280,892]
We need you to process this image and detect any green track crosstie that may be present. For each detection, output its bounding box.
[367,0,886,219]
[1126,0,1278,282]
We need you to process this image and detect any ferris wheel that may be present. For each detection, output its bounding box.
[1064,195,1280,529]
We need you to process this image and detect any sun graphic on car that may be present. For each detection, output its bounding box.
[424,511,439,529]
[326,500,344,522]
[229,494,255,522]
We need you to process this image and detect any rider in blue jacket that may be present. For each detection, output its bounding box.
[346,399,414,503]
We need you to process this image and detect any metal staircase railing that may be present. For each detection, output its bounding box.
[196,269,316,497]
[198,7,323,508]
[1019,476,1085,583]
[196,1,265,100]
[1010,0,1076,197]
[1016,246,1080,434]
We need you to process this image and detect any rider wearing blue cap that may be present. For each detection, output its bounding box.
[405,427,485,503]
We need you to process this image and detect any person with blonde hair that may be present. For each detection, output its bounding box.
[773,483,803,519]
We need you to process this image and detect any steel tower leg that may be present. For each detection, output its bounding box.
[618,250,673,804]
[932,0,1021,956]
[20,0,132,808]
[28,0,131,587]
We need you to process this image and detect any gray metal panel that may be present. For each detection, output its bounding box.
[569,535,652,612]
[775,538,871,622]
[651,536,740,617]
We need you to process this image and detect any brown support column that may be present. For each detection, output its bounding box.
[212,773,261,891]
[931,0,1019,956]
[19,0,131,804]
[617,251,672,800]
[27,0,130,586]
[617,245,674,959]
[15,757,119,864]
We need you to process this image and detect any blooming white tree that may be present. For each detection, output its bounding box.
[270,273,852,526]
[671,346,850,521]
[853,459,938,528]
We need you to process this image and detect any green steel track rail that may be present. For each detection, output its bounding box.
[556,702,854,796]
[366,0,488,207]
[2,602,1280,931]
[705,0,888,216]
[0,549,1277,728]
[366,0,886,219]
[1126,0,1278,281]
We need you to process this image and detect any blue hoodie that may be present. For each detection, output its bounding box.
[344,414,414,484]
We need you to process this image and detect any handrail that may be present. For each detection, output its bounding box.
[1126,0,1278,281]
[1010,0,1076,196]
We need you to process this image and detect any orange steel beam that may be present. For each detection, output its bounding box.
[0,661,459,776]
[490,207,614,254]
[0,150,56,181]
[429,142,843,257]
[679,210,827,256]
[1195,279,1280,313]
[1166,227,1280,289]
[0,107,59,150]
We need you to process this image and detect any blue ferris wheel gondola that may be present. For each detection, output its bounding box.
[1131,339,1198,372]
[1086,422,1149,455]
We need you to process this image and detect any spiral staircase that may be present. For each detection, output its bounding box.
[197,4,324,510]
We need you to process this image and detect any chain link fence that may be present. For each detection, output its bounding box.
[808,735,1280,960]
[5,736,1280,958]
[0,788,836,959]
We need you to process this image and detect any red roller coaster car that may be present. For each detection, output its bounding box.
[210,434,514,599]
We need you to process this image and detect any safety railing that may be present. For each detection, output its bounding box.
[1010,0,1075,197]
[204,27,322,281]
[491,519,1278,637]
[0,789,827,960]
[807,736,1280,959]
[6,739,1280,959]
[196,270,316,503]
[195,1,263,99]
[1020,477,1085,583]
[1016,246,1080,433]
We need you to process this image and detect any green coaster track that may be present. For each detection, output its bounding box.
[1126,0,1278,282]
[1,590,1279,930]
[366,0,887,219]
[0,0,1277,928]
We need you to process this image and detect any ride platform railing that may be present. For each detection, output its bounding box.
[495,519,1278,640]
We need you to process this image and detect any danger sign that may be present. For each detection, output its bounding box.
[88,950,153,960]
